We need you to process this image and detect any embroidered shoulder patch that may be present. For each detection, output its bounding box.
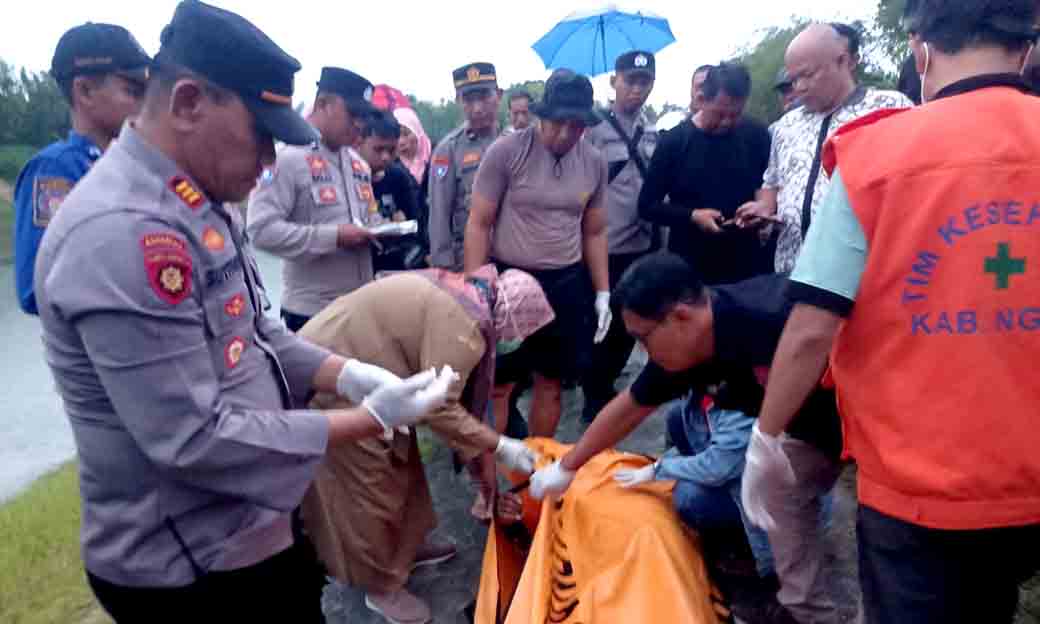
[141,232,193,305]
[32,176,73,227]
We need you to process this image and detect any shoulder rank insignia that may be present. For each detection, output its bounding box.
[168,176,204,210]
[141,232,193,305]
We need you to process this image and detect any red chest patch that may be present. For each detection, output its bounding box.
[317,186,339,205]
[202,226,225,252]
[306,155,328,178]
[224,293,246,318]
[141,232,192,305]
[224,336,246,368]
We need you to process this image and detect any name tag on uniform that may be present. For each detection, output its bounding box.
[33,176,73,227]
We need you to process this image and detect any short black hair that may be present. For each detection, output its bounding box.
[692,64,714,81]
[507,90,532,107]
[700,62,752,101]
[362,110,401,140]
[903,0,1037,54]
[613,253,708,321]
[829,22,862,59]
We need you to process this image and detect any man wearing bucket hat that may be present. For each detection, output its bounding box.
[465,69,610,439]
[32,1,453,620]
[247,66,384,332]
[14,22,150,315]
[428,62,504,271]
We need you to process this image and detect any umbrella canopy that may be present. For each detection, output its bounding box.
[532,6,675,77]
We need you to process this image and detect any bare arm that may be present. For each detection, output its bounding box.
[463,192,498,274]
[582,201,610,292]
[757,304,842,436]
[560,389,655,471]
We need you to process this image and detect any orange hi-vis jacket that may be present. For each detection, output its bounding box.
[822,79,1040,530]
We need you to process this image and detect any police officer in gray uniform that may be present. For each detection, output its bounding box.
[580,50,658,422]
[247,67,380,332]
[32,2,451,621]
[428,62,503,271]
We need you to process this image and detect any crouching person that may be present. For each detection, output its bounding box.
[298,265,554,624]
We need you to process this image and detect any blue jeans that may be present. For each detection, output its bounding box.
[665,398,775,577]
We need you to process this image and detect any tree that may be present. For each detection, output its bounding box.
[0,59,69,148]
[736,21,808,123]
[875,0,910,69]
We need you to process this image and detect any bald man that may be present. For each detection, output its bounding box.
[733,23,912,624]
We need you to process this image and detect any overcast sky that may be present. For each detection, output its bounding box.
[0,0,877,109]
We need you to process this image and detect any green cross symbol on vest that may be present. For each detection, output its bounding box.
[984,242,1026,290]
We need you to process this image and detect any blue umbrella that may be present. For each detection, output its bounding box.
[532,6,676,77]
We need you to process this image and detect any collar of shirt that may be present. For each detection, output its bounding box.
[67,130,103,160]
[933,72,1034,101]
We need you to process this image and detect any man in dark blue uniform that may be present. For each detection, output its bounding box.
[13,22,150,314]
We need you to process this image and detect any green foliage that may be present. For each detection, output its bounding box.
[411,95,462,147]
[0,462,108,624]
[736,20,808,123]
[875,0,910,67]
[0,60,69,149]
[0,144,35,183]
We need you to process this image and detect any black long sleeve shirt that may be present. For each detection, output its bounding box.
[639,118,773,285]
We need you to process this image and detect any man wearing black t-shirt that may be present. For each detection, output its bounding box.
[358,111,423,272]
[639,63,772,285]
[529,253,842,624]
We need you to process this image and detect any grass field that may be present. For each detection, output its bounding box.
[0,462,109,624]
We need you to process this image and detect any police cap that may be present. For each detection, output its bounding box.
[155,0,318,145]
[453,62,498,96]
[51,23,151,84]
[316,67,376,117]
[615,50,655,78]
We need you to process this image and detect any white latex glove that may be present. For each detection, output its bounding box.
[336,359,402,404]
[593,291,612,344]
[741,423,797,531]
[362,367,455,431]
[614,462,657,488]
[529,460,576,500]
[494,436,538,474]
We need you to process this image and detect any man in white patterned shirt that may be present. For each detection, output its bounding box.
[737,24,913,274]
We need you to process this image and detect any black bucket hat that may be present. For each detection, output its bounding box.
[531,69,601,126]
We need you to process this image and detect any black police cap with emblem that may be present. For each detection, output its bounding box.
[155,0,318,146]
[317,67,376,117]
[453,62,498,95]
[51,23,151,84]
[531,69,601,126]
[615,50,655,78]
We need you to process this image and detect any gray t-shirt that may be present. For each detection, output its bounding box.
[473,126,607,270]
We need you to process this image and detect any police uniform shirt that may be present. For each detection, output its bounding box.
[247,142,376,317]
[427,124,500,271]
[34,123,332,587]
[13,131,103,314]
[584,108,657,255]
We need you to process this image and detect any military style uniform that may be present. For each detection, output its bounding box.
[247,141,377,320]
[33,3,339,620]
[428,62,502,271]
[14,22,150,315]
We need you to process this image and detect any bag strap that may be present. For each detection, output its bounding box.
[601,108,649,181]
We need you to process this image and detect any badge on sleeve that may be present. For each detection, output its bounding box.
[32,177,73,227]
[141,232,193,305]
[224,336,246,368]
[318,186,339,205]
[224,293,246,318]
[168,176,204,210]
[202,226,225,252]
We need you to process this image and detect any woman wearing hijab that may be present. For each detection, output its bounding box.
[297,265,553,624]
[394,107,434,262]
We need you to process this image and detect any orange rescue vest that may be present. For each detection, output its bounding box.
[822,84,1040,530]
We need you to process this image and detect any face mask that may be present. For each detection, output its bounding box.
[496,339,523,356]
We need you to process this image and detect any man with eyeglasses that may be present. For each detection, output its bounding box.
[529,253,841,623]
[428,62,504,272]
